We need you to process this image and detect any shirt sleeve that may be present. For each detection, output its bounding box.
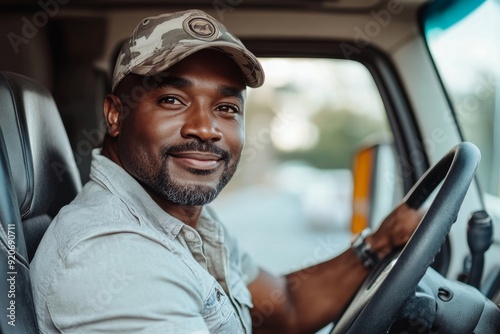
[46,232,210,334]
[239,249,260,285]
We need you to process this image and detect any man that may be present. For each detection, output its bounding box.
[30,9,421,333]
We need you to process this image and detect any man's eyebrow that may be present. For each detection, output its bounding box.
[218,85,245,104]
[153,76,192,89]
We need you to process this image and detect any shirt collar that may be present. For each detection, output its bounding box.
[89,148,185,239]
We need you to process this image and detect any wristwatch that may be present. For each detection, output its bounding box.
[351,228,380,269]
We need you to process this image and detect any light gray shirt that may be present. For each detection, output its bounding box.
[30,149,260,333]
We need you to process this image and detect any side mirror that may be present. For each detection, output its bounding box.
[351,141,403,234]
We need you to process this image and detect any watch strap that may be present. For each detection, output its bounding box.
[351,228,379,269]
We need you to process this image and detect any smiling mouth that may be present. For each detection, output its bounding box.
[169,151,223,171]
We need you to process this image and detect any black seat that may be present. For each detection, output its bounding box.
[0,126,38,333]
[0,72,82,333]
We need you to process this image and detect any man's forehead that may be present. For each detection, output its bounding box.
[149,51,245,85]
[116,71,246,102]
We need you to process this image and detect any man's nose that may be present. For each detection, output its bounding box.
[180,105,223,142]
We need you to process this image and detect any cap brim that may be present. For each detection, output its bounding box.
[129,41,265,88]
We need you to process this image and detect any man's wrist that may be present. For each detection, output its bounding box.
[351,228,380,269]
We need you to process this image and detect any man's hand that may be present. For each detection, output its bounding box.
[249,203,423,333]
[367,203,423,259]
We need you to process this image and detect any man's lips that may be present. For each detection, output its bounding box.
[169,151,223,170]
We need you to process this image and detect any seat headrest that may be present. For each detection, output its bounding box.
[0,72,81,220]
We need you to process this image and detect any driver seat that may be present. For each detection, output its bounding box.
[0,72,82,333]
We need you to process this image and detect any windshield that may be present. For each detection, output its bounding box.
[423,0,500,195]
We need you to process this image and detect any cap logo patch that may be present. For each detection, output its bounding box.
[184,17,218,41]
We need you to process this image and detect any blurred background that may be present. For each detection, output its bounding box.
[211,58,392,275]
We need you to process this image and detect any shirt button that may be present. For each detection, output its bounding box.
[184,230,195,240]
[216,290,221,301]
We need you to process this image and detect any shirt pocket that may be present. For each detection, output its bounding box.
[230,277,253,307]
[202,281,243,333]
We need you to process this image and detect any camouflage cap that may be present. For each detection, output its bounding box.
[112,9,265,91]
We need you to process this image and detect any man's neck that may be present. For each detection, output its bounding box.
[147,190,203,228]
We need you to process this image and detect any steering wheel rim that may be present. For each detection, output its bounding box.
[332,142,481,334]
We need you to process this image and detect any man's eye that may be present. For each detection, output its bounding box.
[217,104,240,114]
[158,96,182,105]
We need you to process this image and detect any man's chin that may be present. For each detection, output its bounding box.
[169,177,220,191]
[159,182,219,206]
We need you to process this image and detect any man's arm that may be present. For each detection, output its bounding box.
[248,203,422,334]
[45,232,210,333]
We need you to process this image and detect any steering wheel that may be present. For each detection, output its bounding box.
[332,142,481,334]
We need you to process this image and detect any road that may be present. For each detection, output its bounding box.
[212,185,352,276]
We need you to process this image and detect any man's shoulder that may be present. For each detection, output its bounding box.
[54,181,139,238]
[29,180,187,304]
[31,180,158,271]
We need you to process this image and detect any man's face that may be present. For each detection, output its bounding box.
[114,49,246,206]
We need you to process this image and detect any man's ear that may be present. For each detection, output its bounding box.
[104,94,123,137]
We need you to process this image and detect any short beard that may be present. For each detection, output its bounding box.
[132,142,238,206]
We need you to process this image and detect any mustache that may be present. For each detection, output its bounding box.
[161,141,231,162]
